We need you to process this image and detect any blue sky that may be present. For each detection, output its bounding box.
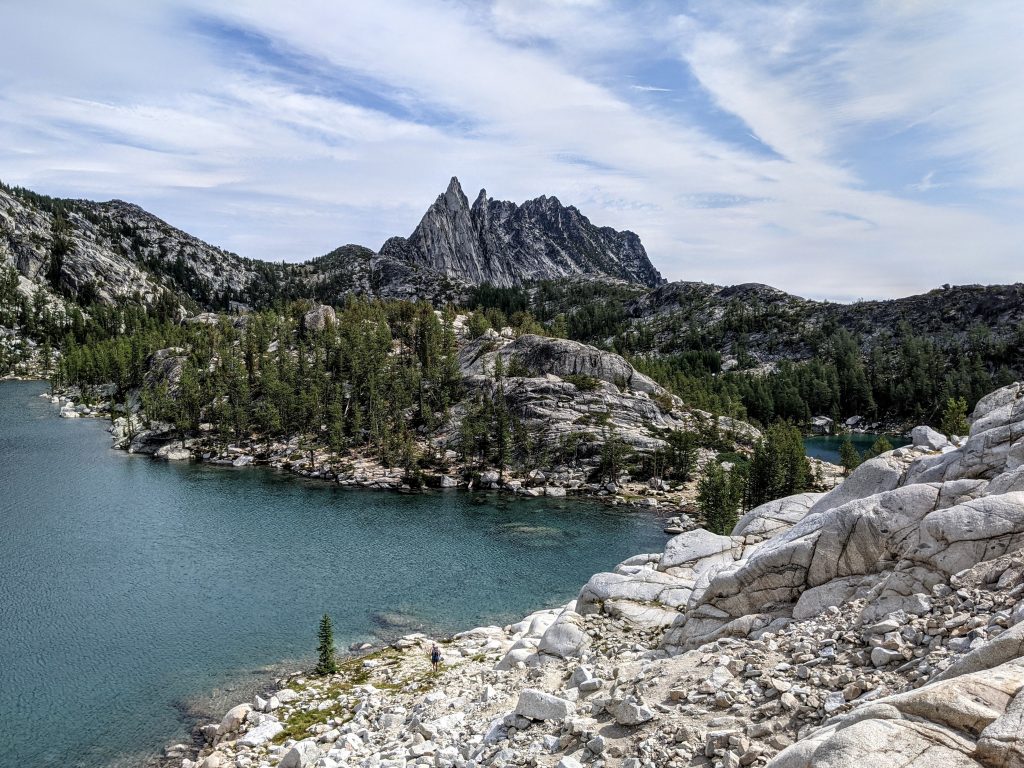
[1,0,1021,300]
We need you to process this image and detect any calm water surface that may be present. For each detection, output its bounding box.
[803,432,911,464]
[0,380,668,768]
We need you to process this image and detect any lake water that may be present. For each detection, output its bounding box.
[0,380,668,768]
[803,432,911,464]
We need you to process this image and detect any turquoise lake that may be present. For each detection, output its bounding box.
[803,432,911,464]
[0,380,669,768]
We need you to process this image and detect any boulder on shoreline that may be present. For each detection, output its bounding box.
[155,443,191,461]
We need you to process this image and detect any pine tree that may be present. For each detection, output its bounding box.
[839,436,862,476]
[492,356,511,474]
[940,397,970,437]
[466,312,490,339]
[862,435,893,461]
[665,430,698,482]
[744,423,811,509]
[314,613,337,676]
[698,462,743,535]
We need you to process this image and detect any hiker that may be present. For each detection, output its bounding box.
[430,643,442,673]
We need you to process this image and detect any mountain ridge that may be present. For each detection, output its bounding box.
[381,177,663,288]
[0,176,663,311]
[4,175,1024,430]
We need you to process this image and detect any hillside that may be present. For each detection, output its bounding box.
[626,280,1024,364]
[0,177,661,314]
[3,177,1023,432]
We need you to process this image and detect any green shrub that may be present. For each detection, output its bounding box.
[564,374,601,391]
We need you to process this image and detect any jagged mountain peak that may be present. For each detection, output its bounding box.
[381,178,663,288]
[445,175,464,195]
[439,176,470,211]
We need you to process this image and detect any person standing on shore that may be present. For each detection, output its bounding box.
[430,643,442,674]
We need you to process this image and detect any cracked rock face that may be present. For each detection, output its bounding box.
[453,331,759,455]
[655,383,1024,651]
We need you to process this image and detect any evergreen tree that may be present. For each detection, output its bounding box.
[744,423,811,509]
[839,436,862,476]
[664,429,698,482]
[596,424,630,483]
[862,435,893,461]
[176,361,203,444]
[940,396,970,437]
[466,312,490,339]
[314,613,337,675]
[698,462,743,535]
[492,356,511,474]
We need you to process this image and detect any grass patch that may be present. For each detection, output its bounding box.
[273,701,349,743]
[271,648,404,744]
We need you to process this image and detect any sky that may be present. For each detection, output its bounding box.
[1,0,1021,301]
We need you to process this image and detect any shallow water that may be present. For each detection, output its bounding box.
[0,380,668,768]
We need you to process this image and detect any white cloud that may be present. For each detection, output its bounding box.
[0,0,1021,300]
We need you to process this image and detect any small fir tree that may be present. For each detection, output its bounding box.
[839,436,862,476]
[665,430,699,482]
[940,397,970,437]
[743,423,811,509]
[862,435,893,461]
[698,462,743,535]
[314,613,337,676]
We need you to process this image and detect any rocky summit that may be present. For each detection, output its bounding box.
[179,381,1024,768]
[380,178,663,289]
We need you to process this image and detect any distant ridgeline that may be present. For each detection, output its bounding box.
[2,175,1023,432]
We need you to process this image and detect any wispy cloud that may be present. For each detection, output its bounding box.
[0,0,1021,300]
[909,171,947,193]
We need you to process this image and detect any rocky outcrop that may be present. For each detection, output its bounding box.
[560,380,1024,764]
[461,333,661,394]
[302,304,336,332]
[143,347,187,396]
[455,330,758,455]
[625,384,1016,650]
[381,177,662,288]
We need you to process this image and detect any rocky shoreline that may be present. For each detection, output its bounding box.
[38,385,842,524]
[157,381,1024,768]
